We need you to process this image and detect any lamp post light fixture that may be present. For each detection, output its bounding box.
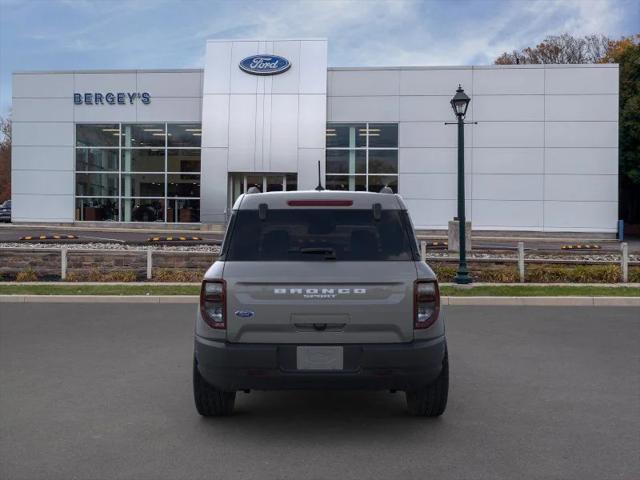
[450,85,473,285]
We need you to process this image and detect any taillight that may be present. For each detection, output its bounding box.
[200,280,226,329]
[414,280,440,329]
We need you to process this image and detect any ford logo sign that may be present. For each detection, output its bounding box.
[239,55,291,76]
[235,310,255,318]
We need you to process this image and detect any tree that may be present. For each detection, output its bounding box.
[601,35,640,225]
[0,116,10,203]
[495,34,610,64]
[495,33,640,226]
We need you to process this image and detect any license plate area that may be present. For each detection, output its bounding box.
[296,346,344,371]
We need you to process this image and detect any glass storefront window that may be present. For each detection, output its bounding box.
[368,150,398,174]
[286,174,297,192]
[326,122,399,193]
[168,124,202,147]
[121,124,165,147]
[168,174,200,197]
[121,174,165,197]
[76,124,120,147]
[367,176,398,193]
[75,198,119,221]
[167,199,200,223]
[245,175,263,192]
[75,123,201,222]
[265,176,284,192]
[228,173,297,207]
[167,149,200,172]
[121,149,165,172]
[368,123,398,148]
[326,175,366,191]
[75,148,118,171]
[326,150,366,174]
[326,123,366,148]
[121,198,165,222]
[76,173,118,197]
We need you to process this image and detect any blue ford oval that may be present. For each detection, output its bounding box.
[234,310,255,318]
[239,55,291,75]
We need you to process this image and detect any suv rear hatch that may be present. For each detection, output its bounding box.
[221,204,419,344]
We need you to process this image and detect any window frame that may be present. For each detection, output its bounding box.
[74,122,202,223]
[325,122,399,193]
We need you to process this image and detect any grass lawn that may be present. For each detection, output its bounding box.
[439,285,640,297]
[0,283,639,296]
[0,284,199,296]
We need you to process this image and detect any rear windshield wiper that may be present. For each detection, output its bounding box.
[295,247,337,260]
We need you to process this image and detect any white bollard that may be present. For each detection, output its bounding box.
[621,242,628,283]
[147,247,153,280]
[420,240,426,262]
[61,247,67,280]
[517,242,525,283]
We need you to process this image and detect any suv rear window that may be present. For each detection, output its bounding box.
[223,209,418,261]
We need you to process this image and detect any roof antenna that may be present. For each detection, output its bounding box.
[315,160,325,191]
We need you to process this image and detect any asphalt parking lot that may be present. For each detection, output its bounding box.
[1,303,638,480]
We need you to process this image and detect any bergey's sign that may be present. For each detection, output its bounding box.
[74,92,151,105]
[239,55,291,75]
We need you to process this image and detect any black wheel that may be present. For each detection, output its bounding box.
[193,357,236,417]
[405,349,449,417]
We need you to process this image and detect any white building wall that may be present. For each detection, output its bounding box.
[328,64,618,232]
[201,39,327,222]
[11,54,618,233]
[11,69,203,222]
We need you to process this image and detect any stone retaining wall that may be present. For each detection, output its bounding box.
[0,248,637,282]
[153,252,216,270]
[0,250,61,277]
[0,249,217,280]
[67,252,147,276]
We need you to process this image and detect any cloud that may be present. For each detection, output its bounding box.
[0,0,635,115]
[189,0,630,66]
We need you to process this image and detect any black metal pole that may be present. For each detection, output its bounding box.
[454,114,472,284]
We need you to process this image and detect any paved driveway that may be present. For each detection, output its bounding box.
[1,303,638,480]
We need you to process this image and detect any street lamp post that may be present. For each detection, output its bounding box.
[450,85,473,284]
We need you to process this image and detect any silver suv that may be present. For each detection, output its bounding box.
[193,190,448,416]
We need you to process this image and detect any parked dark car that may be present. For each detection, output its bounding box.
[0,200,10,222]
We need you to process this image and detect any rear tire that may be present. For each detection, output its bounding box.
[193,357,236,417]
[405,349,449,417]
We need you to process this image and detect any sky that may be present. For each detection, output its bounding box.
[0,0,638,116]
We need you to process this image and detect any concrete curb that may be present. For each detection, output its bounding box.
[443,296,640,306]
[1,295,639,306]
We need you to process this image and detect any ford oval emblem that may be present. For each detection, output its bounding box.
[235,310,255,318]
[239,55,291,76]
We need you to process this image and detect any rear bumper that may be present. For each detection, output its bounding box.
[194,336,446,392]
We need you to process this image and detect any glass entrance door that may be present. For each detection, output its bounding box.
[228,173,297,210]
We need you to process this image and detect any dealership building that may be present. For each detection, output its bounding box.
[11,39,619,232]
